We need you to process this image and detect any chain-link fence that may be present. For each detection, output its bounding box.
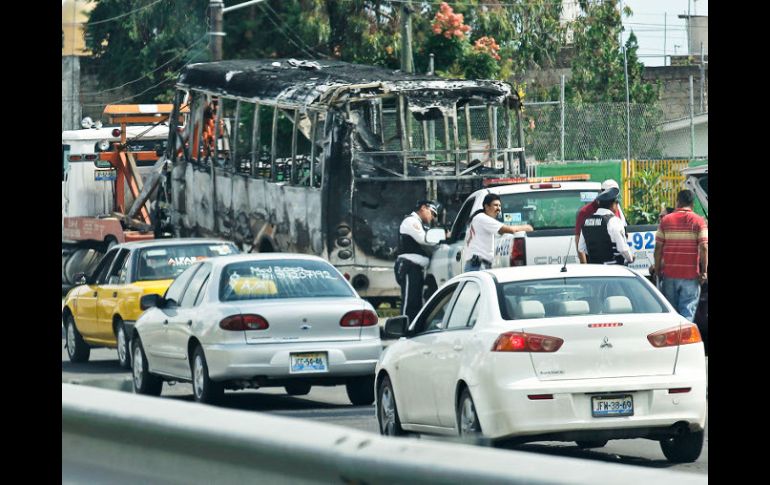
[524,75,707,163]
[524,101,665,162]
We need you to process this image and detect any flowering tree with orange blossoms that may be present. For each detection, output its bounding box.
[425,2,501,79]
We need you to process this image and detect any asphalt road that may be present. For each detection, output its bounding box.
[62,333,707,476]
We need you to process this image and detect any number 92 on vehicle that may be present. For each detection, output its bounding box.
[591,395,634,417]
[290,352,328,373]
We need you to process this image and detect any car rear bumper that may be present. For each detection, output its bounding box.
[203,338,382,380]
[475,374,707,441]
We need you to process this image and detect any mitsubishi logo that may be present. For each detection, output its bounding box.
[600,336,613,349]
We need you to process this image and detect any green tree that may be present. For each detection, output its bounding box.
[566,0,657,104]
[85,0,210,103]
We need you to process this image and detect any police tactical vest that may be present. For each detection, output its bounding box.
[397,216,429,257]
[582,213,626,265]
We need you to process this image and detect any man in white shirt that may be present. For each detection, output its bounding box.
[578,187,634,265]
[395,200,440,323]
[463,193,533,272]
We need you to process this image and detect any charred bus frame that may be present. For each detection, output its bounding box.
[164,59,525,304]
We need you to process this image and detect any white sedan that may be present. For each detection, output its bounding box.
[131,254,382,405]
[375,264,707,463]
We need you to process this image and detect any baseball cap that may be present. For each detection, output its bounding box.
[600,179,619,193]
[596,186,620,203]
[416,199,438,216]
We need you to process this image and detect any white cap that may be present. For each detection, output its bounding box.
[600,179,619,192]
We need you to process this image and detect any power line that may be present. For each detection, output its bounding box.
[87,0,168,26]
[258,2,327,59]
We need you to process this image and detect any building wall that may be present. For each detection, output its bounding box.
[643,65,708,121]
[62,57,81,131]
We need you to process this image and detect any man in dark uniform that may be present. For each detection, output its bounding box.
[577,187,634,265]
[394,200,439,323]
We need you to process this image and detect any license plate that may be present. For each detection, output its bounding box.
[290,352,328,374]
[94,169,116,181]
[591,394,633,417]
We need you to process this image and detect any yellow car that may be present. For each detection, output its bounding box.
[62,239,239,367]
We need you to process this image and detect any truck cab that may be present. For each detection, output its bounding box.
[428,176,657,290]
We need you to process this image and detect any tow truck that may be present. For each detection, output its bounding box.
[61,105,174,288]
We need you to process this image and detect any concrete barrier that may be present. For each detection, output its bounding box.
[62,384,706,484]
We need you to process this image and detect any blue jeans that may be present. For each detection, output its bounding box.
[660,277,701,322]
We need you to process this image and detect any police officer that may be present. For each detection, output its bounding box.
[577,187,634,265]
[394,200,439,324]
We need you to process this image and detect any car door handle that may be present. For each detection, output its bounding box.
[163,319,168,325]
[455,252,462,262]
[187,320,193,326]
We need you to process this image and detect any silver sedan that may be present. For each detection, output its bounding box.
[131,253,381,405]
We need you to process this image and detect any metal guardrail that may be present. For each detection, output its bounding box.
[63,384,706,484]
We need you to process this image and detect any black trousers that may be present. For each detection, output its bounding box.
[394,258,424,324]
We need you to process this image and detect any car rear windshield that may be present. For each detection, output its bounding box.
[500,189,598,230]
[219,260,355,301]
[499,276,668,320]
[135,243,238,281]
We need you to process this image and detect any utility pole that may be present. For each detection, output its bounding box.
[210,0,224,61]
[211,0,269,62]
[400,0,414,73]
[620,0,631,163]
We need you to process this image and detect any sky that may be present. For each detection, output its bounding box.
[621,0,708,67]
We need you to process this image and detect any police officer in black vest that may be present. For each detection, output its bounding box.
[577,187,635,265]
[394,200,439,324]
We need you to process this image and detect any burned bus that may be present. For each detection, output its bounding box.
[163,59,524,305]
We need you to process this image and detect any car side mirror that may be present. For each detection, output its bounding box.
[383,315,409,338]
[425,227,445,245]
[140,293,164,311]
[73,272,88,285]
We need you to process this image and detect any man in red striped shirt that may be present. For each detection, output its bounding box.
[651,189,708,321]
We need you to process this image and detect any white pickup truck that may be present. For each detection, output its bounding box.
[427,176,658,291]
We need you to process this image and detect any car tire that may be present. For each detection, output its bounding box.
[660,429,704,463]
[131,337,162,396]
[457,388,482,436]
[191,346,224,404]
[116,321,131,369]
[377,375,406,436]
[576,440,608,449]
[346,375,375,406]
[65,314,90,363]
[285,383,312,396]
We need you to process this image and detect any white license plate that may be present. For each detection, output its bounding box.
[94,169,117,181]
[290,352,328,374]
[591,394,633,417]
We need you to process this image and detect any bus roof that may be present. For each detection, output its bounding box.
[179,59,517,108]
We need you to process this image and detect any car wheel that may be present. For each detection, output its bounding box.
[576,440,608,449]
[131,337,162,396]
[191,346,224,404]
[116,321,131,369]
[660,429,704,463]
[65,314,90,363]
[345,375,375,406]
[457,388,482,436]
[285,383,312,396]
[377,375,406,436]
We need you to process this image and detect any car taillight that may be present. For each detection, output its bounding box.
[647,324,702,348]
[219,314,269,331]
[340,310,379,327]
[492,331,563,352]
[510,237,526,266]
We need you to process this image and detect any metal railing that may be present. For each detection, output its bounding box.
[63,383,707,484]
